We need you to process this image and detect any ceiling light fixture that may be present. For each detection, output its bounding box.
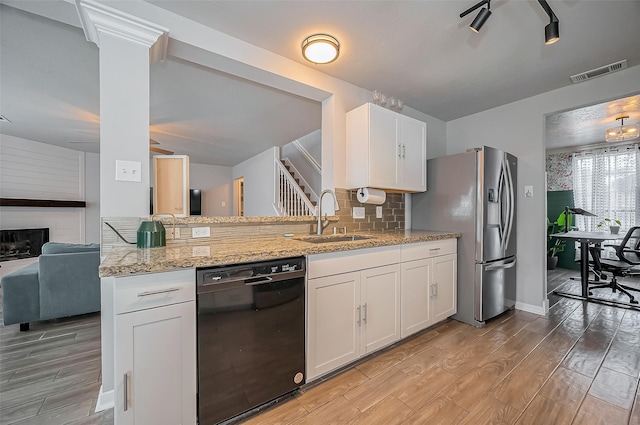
[606,116,640,142]
[459,0,491,33]
[301,34,340,64]
[459,0,559,44]
[538,0,559,45]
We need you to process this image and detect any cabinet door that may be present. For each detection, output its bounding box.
[431,253,457,323]
[400,258,432,338]
[369,105,400,190]
[361,264,401,354]
[153,155,190,217]
[307,272,361,380]
[115,301,196,425]
[399,115,427,192]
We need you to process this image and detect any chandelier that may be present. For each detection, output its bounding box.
[606,116,639,142]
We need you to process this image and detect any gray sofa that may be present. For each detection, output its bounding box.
[1,242,101,331]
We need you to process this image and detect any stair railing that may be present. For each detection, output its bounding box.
[274,159,317,216]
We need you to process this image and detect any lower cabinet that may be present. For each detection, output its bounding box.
[307,246,401,381]
[113,269,196,425]
[401,240,457,338]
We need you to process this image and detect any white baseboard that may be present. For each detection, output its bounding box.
[96,385,114,412]
[515,301,547,316]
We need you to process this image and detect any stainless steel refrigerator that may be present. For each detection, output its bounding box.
[411,146,517,327]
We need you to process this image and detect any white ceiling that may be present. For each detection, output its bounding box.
[1,0,640,164]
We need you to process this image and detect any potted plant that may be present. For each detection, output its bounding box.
[547,238,565,270]
[597,218,621,234]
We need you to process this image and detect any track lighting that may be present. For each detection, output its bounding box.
[538,0,559,44]
[459,0,560,44]
[460,0,491,33]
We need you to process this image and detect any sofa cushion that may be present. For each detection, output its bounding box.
[1,262,40,326]
[41,242,100,255]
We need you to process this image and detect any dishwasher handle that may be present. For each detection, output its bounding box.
[197,269,305,293]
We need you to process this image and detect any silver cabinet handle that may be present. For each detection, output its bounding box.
[357,305,361,326]
[398,144,402,159]
[123,372,129,411]
[363,303,368,323]
[430,283,437,297]
[429,247,441,251]
[402,144,406,158]
[137,287,181,297]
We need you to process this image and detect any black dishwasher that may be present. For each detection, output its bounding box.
[196,257,305,425]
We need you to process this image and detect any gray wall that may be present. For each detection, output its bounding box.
[232,147,278,216]
[446,64,640,313]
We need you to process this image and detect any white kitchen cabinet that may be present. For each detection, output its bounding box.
[307,246,401,380]
[113,269,196,425]
[400,239,457,338]
[346,102,426,192]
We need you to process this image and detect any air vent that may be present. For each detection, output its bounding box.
[570,60,628,83]
[0,114,11,123]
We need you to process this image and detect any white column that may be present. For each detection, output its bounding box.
[75,0,168,410]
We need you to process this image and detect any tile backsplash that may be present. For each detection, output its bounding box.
[334,188,404,233]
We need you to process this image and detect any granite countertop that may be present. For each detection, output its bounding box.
[99,230,460,277]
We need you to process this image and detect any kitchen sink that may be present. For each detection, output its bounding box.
[298,235,373,244]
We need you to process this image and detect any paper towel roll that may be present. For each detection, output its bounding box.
[356,188,386,205]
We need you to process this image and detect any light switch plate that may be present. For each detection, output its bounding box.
[524,185,533,198]
[115,160,142,182]
[353,207,365,219]
[376,206,383,218]
[166,228,180,239]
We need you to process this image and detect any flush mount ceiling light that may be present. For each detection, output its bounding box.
[459,0,559,44]
[301,34,339,64]
[606,116,640,142]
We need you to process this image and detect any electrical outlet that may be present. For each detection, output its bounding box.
[192,227,211,238]
[166,228,180,239]
[353,207,365,219]
[192,246,211,257]
[376,206,383,218]
[221,201,226,207]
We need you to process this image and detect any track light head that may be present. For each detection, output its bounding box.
[544,20,559,44]
[470,7,492,32]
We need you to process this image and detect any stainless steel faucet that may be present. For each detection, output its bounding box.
[317,189,339,235]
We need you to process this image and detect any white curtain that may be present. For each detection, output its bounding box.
[572,144,639,233]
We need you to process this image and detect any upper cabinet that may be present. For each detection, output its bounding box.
[153,155,190,217]
[346,103,426,192]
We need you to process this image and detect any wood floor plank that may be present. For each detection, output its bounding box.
[458,395,521,425]
[588,367,638,410]
[288,396,359,425]
[517,345,566,378]
[394,345,447,377]
[393,366,458,410]
[491,367,547,411]
[537,367,592,412]
[242,397,308,425]
[296,368,369,412]
[601,345,640,378]
[343,366,414,412]
[40,380,102,413]
[345,395,414,425]
[572,395,630,425]
[630,395,640,425]
[441,367,500,412]
[514,394,574,425]
[9,399,93,425]
[400,395,468,425]
[355,344,412,378]
[0,398,43,425]
[561,331,614,378]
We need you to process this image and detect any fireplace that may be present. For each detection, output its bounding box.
[0,228,50,262]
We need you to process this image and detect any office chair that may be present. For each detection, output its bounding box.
[588,226,640,304]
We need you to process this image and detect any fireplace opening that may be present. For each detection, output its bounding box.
[0,228,50,262]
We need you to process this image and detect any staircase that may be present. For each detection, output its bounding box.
[275,159,317,216]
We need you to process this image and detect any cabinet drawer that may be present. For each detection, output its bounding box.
[115,269,195,314]
[308,245,401,279]
[401,239,457,262]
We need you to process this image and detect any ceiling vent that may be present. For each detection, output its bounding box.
[570,60,628,83]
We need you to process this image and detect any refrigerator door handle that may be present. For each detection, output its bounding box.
[504,155,515,253]
[498,159,507,252]
[485,257,517,271]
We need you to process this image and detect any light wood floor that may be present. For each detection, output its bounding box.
[2,270,640,425]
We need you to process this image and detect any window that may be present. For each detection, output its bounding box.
[573,144,639,232]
